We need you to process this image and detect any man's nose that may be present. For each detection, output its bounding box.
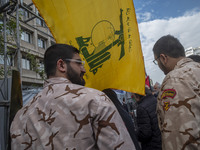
[81,66,86,73]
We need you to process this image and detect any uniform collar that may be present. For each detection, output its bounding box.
[43,77,71,88]
[174,57,193,69]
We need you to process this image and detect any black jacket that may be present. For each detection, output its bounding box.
[137,94,162,150]
[103,89,141,150]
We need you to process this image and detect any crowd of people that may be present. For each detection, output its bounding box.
[10,35,200,150]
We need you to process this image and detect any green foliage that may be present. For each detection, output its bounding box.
[38,70,45,80]
[0,13,45,80]
[0,14,17,77]
[0,66,12,78]
[0,66,4,76]
[26,53,45,80]
[0,14,18,53]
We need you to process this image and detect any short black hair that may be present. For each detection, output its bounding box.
[153,35,185,58]
[187,55,200,63]
[44,44,79,78]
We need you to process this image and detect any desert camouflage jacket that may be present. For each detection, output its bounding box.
[157,58,200,150]
[10,77,136,150]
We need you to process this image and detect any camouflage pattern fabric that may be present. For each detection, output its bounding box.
[157,58,200,150]
[10,77,136,150]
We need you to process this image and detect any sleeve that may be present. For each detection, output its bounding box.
[136,106,152,142]
[92,94,136,150]
[157,76,200,150]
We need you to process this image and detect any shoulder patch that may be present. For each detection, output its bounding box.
[163,102,170,111]
[161,89,176,99]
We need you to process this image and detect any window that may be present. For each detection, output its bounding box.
[21,30,32,43]
[39,62,44,70]
[36,17,43,26]
[24,9,29,19]
[0,55,14,66]
[36,9,45,26]
[0,0,9,8]
[20,3,32,20]
[38,37,46,49]
[0,18,3,33]
[22,58,30,70]
[21,9,29,20]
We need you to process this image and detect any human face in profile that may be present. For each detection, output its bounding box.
[66,53,86,86]
[154,53,169,75]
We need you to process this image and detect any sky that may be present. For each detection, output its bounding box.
[133,0,200,85]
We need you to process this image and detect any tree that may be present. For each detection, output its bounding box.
[0,13,17,77]
[0,12,45,80]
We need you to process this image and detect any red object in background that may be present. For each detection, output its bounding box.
[145,75,150,88]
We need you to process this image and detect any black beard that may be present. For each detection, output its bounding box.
[67,64,85,86]
[159,61,168,75]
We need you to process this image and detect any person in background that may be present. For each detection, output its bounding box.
[187,54,200,63]
[152,82,161,98]
[10,44,136,150]
[134,87,162,150]
[153,35,200,150]
[103,88,141,150]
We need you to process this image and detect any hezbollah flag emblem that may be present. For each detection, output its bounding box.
[33,0,145,95]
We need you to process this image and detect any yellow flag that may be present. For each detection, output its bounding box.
[33,0,145,95]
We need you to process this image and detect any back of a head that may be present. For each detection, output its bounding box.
[187,55,200,63]
[44,44,79,78]
[153,35,185,58]
[154,82,161,90]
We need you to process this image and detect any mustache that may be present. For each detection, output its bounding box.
[80,72,85,77]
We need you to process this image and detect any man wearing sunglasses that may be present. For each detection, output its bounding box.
[152,35,200,150]
[10,44,136,150]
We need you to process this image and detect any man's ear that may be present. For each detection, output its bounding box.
[57,59,67,73]
[160,54,168,65]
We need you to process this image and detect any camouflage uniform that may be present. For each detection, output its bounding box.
[157,58,200,150]
[10,77,136,150]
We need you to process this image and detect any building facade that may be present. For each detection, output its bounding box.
[1,0,55,89]
[185,47,200,57]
